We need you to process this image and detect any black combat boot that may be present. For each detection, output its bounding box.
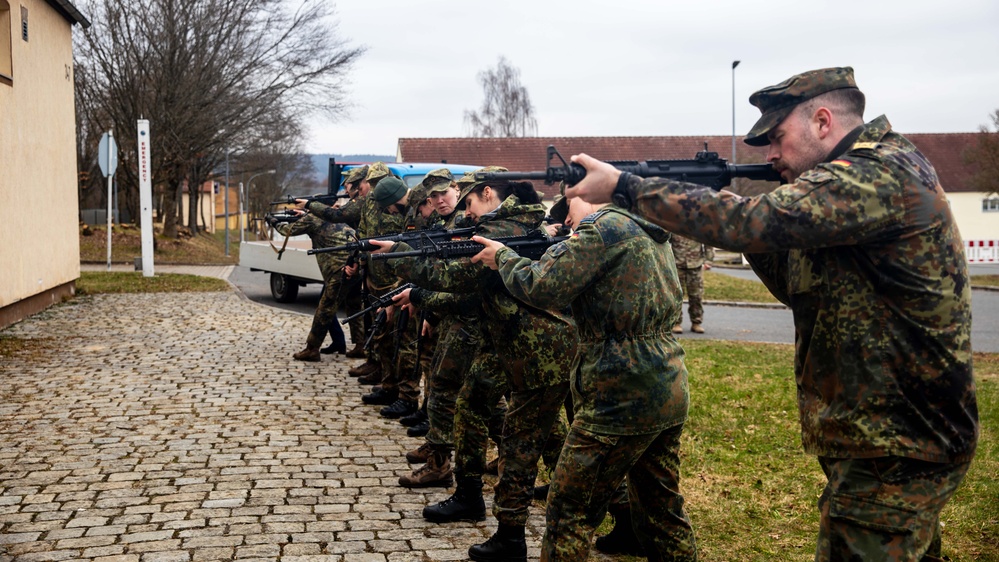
[407,418,429,438]
[594,508,645,556]
[468,523,527,562]
[362,387,397,406]
[422,476,485,523]
[380,399,418,419]
[399,402,430,427]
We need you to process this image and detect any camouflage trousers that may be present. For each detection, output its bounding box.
[493,382,570,527]
[815,456,971,562]
[305,279,348,351]
[426,320,480,448]
[453,350,508,478]
[377,307,420,403]
[343,279,364,348]
[542,423,697,562]
[676,267,705,326]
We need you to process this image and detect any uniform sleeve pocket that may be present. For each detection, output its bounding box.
[829,493,918,535]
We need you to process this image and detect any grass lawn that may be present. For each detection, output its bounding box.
[972,275,999,288]
[704,270,782,304]
[590,341,998,562]
[77,271,231,294]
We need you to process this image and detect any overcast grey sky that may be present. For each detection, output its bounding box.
[306,0,999,156]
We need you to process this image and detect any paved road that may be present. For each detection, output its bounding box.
[228,264,999,353]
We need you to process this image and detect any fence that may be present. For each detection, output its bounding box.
[966,240,999,263]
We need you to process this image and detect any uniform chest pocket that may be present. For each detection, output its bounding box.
[786,249,824,295]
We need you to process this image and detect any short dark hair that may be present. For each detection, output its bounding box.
[800,88,866,121]
[471,180,540,205]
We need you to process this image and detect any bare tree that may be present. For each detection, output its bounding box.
[75,0,364,237]
[964,109,999,196]
[464,57,537,138]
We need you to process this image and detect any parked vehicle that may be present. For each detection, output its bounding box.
[240,159,480,302]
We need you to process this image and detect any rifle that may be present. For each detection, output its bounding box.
[264,211,305,226]
[363,309,386,352]
[271,192,350,206]
[309,225,478,255]
[371,232,569,261]
[341,283,417,325]
[475,145,781,190]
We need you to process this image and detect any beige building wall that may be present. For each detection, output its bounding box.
[180,186,217,234]
[0,0,82,326]
[947,192,999,242]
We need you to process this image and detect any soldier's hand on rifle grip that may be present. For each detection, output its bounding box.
[422,320,433,338]
[565,154,621,204]
[294,198,309,210]
[470,236,505,270]
[381,305,395,322]
[343,263,358,279]
[368,239,394,254]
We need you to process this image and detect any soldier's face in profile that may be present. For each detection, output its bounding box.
[565,197,600,230]
[418,200,435,218]
[766,107,828,182]
[464,190,495,221]
[359,179,373,197]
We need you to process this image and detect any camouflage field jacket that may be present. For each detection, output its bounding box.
[495,207,689,436]
[620,115,978,462]
[275,214,355,283]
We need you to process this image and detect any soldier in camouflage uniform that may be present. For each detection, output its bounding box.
[302,163,407,397]
[372,178,579,561]
[270,213,357,362]
[340,165,369,358]
[565,66,979,562]
[474,195,697,561]
[669,233,714,334]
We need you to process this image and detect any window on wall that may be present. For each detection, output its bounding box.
[0,0,12,81]
[984,197,999,213]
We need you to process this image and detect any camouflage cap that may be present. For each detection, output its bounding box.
[343,165,369,185]
[365,161,390,181]
[423,168,455,194]
[408,183,431,207]
[456,166,507,210]
[744,67,858,147]
[548,195,569,224]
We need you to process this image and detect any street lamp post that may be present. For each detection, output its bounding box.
[244,169,276,240]
[732,60,741,164]
[224,148,230,257]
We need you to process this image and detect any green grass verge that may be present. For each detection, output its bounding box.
[77,271,231,294]
[704,270,782,304]
[972,275,999,288]
[577,341,997,561]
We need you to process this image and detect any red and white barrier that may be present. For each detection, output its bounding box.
[966,240,999,263]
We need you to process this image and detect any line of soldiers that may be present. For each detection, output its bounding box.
[269,159,692,562]
[265,65,980,562]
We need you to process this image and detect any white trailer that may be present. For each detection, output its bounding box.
[240,237,323,302]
